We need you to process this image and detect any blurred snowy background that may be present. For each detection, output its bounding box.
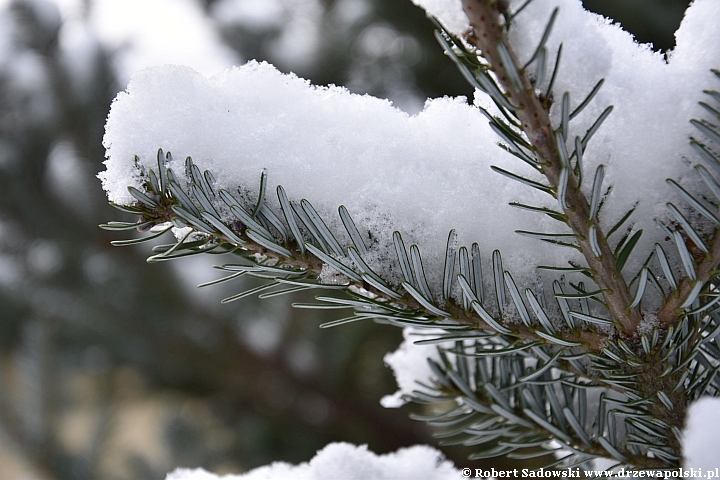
[0,0,689,478]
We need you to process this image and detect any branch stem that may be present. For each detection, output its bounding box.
[206,227,610,352]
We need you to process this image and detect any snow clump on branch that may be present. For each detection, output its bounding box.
[101,0,719,292]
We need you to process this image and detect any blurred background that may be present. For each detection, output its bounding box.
[0,0,691,478]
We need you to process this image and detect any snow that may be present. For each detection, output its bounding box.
[101,60,545,291]
[503,0,720,268]
[100,0,720,298]
[165,442,460,480]
[413,0,720,273]
[381,328,442,408]
[683,396,720,469]
[409,0,469,37]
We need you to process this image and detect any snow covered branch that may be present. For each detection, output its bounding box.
[99,0,720,471]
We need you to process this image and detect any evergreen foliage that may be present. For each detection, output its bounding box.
[103,0,720,471]
[0,0,458,477]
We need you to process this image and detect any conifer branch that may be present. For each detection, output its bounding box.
[113,162,609,355]
[658,227,720,326]
[459,0,643,336]
[100,3,720,468]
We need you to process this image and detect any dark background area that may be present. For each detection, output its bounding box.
[0,0,691,478]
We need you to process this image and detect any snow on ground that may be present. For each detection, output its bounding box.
[165,443,460,480]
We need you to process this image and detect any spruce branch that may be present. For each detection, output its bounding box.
[458,0,643,336]
[99,4,720,469]
[658,202,720,327]
[104,152,610,356]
